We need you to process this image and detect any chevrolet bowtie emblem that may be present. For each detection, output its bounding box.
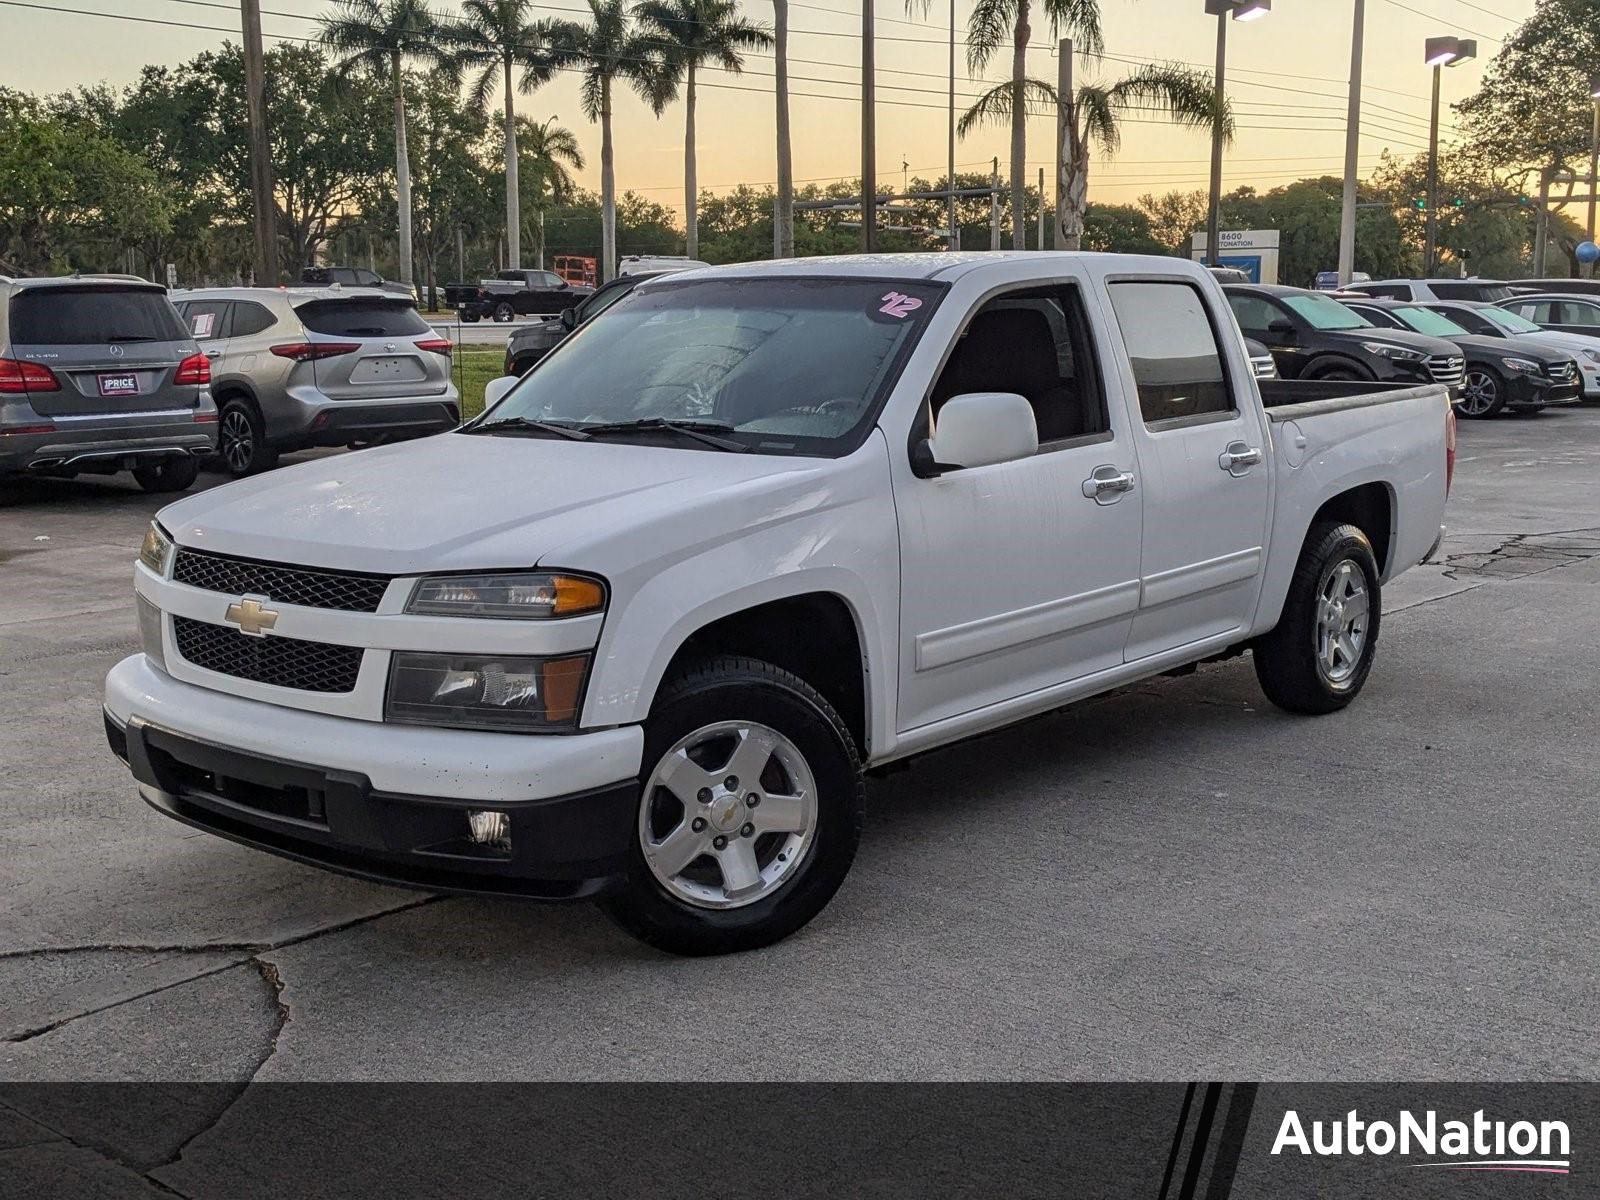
[225,597,279,637]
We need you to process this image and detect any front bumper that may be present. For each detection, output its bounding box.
[1503,371,1579,410]
[104,655,645,898]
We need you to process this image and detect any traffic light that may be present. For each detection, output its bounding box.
[1413,198,1428,210]
[1451,197,1466,209]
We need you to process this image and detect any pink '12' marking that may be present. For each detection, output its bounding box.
[879,292,923,318]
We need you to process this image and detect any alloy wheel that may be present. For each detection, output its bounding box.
[1314,558,1370,685]
[638,720,819,910]
[1458,370,1498,416]
[221,409,254,473]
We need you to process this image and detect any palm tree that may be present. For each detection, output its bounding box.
[635,0,771,261]
[962,0,1102,249]
[448,0,562,269]
[319,0,449,287]
[772,0,792,257]
[516,115,585,266]
[550,0,674,280]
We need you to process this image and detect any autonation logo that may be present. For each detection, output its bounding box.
[1272,1109,1571,1175]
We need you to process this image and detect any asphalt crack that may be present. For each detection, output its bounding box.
[1440,527,1600,580]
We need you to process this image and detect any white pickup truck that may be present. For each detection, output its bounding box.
[106,253,1454,955]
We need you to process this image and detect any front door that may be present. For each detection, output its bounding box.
[892,284,1144,732]
[1106,278,1272,661]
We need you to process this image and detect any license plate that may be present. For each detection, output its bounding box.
[98,372,139,397]
[350,356,425,384]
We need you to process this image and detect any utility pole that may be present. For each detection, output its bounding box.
[990,157,1001,249]
[947,0,957,250]
[1534,167,1552,276]
[241,0,276,285]
[861,0,876,252]
[1038,167,1045,249]
[1337,0,1365,286]
[1589,96,1600,274]
[1056,38,1072,249]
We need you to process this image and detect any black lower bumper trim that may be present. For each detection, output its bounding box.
[111,712,636,901]
[301,402,460,447]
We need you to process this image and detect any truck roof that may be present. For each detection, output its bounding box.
[659,251,1200,285]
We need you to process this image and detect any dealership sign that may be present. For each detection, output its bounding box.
[1271,1108,1571,1174]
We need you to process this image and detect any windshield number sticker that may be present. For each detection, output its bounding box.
[879,292,922,319]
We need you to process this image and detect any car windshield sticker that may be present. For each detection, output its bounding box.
[879,292,922,319]
[191,312,215,338]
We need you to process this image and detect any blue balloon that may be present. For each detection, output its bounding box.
[1578,241,1600,264]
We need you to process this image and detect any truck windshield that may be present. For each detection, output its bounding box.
[474,277,943,455]
[1393,306,1468,337]
[1284,293,1371,330]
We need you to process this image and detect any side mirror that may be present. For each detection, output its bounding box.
[918,392,1038,476]
[1267,318,1297,343]
[482,375,518,412]
[558,306,578,331]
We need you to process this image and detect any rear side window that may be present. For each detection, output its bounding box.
[1108,281,1234,427]
[295,299,429,337]
[1357,284,1409,299]
[9,288,187,345]
[183,300,230,340]
[230,302,276,337]
[1432,282,1512,302]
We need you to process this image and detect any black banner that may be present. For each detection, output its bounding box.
[0,1083,1591,1197]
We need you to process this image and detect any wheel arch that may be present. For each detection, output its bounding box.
[1302,353,1376,381]
[1309,481,1395,578]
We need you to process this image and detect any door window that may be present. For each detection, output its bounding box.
[1561,301,1600,327]
[182,300,231,341]
[1224,292,1281,335]
[928,286,1107,447]
[1110,281,1234,427]
[229,301,276,338]
[1513,301,1558,323]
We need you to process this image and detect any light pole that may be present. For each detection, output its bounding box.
[862,0,876,253]
[1202,1,1270,268]
[1338,0,1365,287]
[1422,37,1475,277]
[1588,73,1600,263]
[947,0,957,250]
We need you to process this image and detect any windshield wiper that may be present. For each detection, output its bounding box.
[467,416,592,441]
[581,417,749,453]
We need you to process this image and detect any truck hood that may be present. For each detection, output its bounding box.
[157,432,839,576]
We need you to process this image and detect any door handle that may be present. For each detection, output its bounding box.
[204,348,224,359]
[1082,465,1136,504]
[1219,441,1264,475]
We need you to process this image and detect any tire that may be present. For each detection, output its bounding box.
[492,301,515,323]
[217,399,278,477]
[1311,364,1364,383]
[1456,367,1506,418]
[132,455,200,493]
[1253,521,1381,715]
[460,309,480,324]
[599,655,863,956]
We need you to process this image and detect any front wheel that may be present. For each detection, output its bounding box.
[1456,367,1506,418]
[599,656,863,956]
[492,301,515,323]
[1253,521,1381,715]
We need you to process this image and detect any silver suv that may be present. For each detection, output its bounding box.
[172,287,460,476]
[1,275,216,492]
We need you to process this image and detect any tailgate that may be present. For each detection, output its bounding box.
[18,347,193,417]
[292,296,449,401]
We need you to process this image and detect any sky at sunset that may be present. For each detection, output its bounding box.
[1,0,1542,213]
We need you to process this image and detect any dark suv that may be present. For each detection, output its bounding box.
[1224,283,1464,390]
[1,276,216,491]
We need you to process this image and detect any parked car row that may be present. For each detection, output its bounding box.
[3,275,458,493]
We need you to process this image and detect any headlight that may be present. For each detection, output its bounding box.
[1581,349,1600,364]
[1501,357,1540,375]
[385,652,590,730]
[1362,342,1426,362]
[138,522,174,576]
[406,572,605,619]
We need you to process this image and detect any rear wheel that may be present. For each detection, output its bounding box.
[599,656,863,956]
[132,455,199,493]
[1253,521,1381,715]
[459,309,480,324]
[217,400,277,477]
[1456,367,1506,418]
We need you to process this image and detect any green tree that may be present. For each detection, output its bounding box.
[635,0,771,260]
[512,115,586,266]
[319,0,453,288]
[1366,151,1534,279]
[550,0,675,280]
[448,0,562,269]
[960,0,1102,249]
[1081,203,1165,254]
[1136,188,1207,254]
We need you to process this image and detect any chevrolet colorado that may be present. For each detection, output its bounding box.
[106,253,1453,955]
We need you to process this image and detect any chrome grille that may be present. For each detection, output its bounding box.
[173,617,363,693]
[1426,355,1465,387]
[1547,360,1577,384]
[173,548,388,613]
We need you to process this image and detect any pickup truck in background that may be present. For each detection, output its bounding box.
[107,253,1453,957]
[444,269,593,323]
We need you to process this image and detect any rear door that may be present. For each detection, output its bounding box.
[7,285,199,417]
[180,298,234,368]
[294,297,450,400]
[1106,277,1272,662]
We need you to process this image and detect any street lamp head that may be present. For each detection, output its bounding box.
[1205,0,1270,19]
[1424,36,1476,68]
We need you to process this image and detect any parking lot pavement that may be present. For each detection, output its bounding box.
[2,411,1598,1088]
